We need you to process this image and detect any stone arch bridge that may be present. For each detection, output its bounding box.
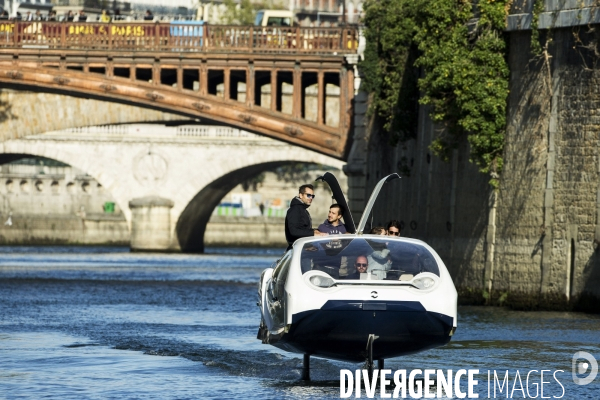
[0,124,344,252]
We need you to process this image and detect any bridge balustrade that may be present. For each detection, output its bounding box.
[0,21,358,54]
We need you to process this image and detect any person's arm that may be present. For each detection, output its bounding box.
[371,248,390,261]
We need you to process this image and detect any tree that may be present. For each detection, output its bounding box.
[361,0,510,183]
[220,0,285,25]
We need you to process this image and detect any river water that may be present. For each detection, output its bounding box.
[1,246,599,399]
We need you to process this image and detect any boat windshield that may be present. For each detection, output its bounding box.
[300,237,440,281]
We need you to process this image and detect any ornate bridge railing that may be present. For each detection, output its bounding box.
[0,21,359,54]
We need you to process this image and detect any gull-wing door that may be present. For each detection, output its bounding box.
[316,172,356,233]
[356,173,400,234]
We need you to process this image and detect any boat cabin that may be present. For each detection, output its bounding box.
[299,236,440,283]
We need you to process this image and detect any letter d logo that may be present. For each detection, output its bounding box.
[572,351,598,385]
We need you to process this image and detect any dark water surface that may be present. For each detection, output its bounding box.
[1,246,599,399]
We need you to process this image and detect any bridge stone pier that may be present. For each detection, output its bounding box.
[0,125,344,252]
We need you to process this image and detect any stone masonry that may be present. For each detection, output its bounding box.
[344,25,600,311]
[0,161,129,245]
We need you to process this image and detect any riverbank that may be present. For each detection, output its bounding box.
[0,215,287,247]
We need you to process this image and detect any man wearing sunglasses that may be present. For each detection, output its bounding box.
[387,220,401,237]
[285,184,326,250]
[344,255,369,279]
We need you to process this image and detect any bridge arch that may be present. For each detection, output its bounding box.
[176,161,319,253]
[172,147,344,252]
[0,138,139,224]
[0,22,358,157]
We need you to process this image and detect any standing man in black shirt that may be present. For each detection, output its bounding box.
[285,184,325,250]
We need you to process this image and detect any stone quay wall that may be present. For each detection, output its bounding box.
[0,214,130,246]
[491,28,600,311]
[346,109,491,305]
[0,214,287,248]
[345,27,600,311]
[204,216,286,247]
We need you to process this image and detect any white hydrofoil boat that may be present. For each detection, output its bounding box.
[256,173,457,379]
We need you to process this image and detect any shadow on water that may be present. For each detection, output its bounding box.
[113,339,320,381]
[271,380,342,388]
[63,343,102,348]
[107,330,363,384]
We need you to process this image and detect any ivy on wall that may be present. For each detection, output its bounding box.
[530,0,546,56]
[361,0,510,183]
[360,0,420,145]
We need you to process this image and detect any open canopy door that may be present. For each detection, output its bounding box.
[356,173,400,234]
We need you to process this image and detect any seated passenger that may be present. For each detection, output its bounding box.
[345,255,368,279]
[367,242,391,279]
[369,226,386,235]
[387,220,401,237]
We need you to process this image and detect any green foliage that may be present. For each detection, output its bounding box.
[360,0,419,144]
[361,0,510,177]
[498,291,509,305]
[530,0,545,56]
[241,172,265,191]
[221,0,286,25]
[221,0,251,25]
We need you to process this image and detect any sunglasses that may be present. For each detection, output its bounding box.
[389,230,400,236]
[303,193,315,199]
[355,263,368,268]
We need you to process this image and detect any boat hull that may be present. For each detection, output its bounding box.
[271,300,453,362]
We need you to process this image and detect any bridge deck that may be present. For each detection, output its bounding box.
[0,21,359,54]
